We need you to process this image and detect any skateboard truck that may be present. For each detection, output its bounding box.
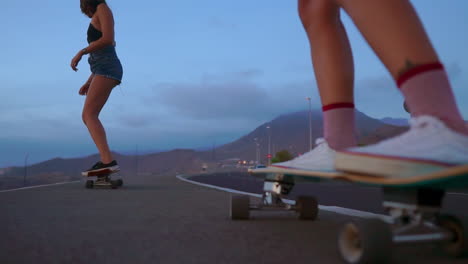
[383,188,452,244]
[246,164,468,262]
[85,174,123,189]
[230,173,318,220]
[338,187,468,263]
[261,179,293,206]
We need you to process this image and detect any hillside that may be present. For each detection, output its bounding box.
[0,110,407,190]
[0,149,206,190]
[212,110,407,160]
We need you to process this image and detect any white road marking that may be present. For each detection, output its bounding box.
[448,192,468,196]
[0,181,81,193]
[177,175,392,223]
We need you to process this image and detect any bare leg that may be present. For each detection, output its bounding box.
[333,0,468,177]
[299,0,357,149]
[335,0,437,78]
[82,75,118,164]
[299,0,354,105]
[335,0,466,134]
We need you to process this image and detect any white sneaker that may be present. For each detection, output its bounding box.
[272,138,336,171]
[335,116,468,177]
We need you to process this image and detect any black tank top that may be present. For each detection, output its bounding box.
[87,23,102,44]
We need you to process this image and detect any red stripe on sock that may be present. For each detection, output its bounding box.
[322,102,355,112]
[397,62,444,88]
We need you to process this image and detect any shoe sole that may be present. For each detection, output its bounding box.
[82,166,120,177]
[335,152,453,178]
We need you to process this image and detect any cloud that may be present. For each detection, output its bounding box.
[117,114,154,128]
[155,82,268,119]
[354,75,406,118]
[353,62,468,119]
[1,116,85,141]
[144,70,314,122]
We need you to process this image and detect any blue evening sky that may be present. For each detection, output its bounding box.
[1,0,468,166]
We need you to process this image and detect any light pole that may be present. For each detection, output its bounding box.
[135,144,139,177]
[24,153,29,187]
[212,140,216,161]
[254,138,260,164]
[267,125,271,165]
[306,97,312,150]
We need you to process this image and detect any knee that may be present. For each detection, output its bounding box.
[298,0,339,32]
[82,111,89,125]
[82,111,96,125]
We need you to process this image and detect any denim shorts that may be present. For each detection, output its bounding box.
[88,46,123,84]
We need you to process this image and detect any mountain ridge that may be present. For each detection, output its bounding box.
[0,110,408,190]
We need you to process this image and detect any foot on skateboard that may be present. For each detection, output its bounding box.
[82,160,120,177]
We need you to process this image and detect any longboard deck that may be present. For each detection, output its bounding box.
[82,168,120,177]
[252,164,468,189]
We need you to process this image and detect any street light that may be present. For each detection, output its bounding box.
[135,144,139,177]
[267,125,271,165]
[254,138,260,164]
[24,153,29,187]
[306,97,312,150]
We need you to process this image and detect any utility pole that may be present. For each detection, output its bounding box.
[24,153,29,187]
[135,145,139,177]
[306,97,313,150]
[267,125,271,165]
[254,138,260,164]
[212,140,216,161]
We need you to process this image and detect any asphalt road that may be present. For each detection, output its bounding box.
[0,172,467,264]
[189,171,468,216]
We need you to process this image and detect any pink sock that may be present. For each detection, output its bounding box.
[322,103,357,150]
[398,62,468,135]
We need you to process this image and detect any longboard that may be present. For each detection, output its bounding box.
[252,164,468,189]
[241,164,468,263]
[84,173,123,189]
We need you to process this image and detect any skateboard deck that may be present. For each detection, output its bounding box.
[84,173,123,189]
[82,168,120,177]
[252,164,468,189]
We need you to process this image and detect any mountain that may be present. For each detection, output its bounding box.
[0,149,206,190]
[0,110,407,190]
[212,110,408,161]
[380,117,408,126]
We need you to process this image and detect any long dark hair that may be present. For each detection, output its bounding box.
[80,0,106,16]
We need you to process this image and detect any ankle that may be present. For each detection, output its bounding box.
[440,117,468,136]
[323,102,357,150]
[327,138,357,150]
[101,159,114,165]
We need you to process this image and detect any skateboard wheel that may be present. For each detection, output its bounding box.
[296,196,318,220]
[338,218,392,264]
[230,195,249,220]
[85,180,94,189]
[116,179,123,187]
[110,181,119,189]
[438,214,468,257]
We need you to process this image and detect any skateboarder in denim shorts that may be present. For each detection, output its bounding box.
[71,0,122,176]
